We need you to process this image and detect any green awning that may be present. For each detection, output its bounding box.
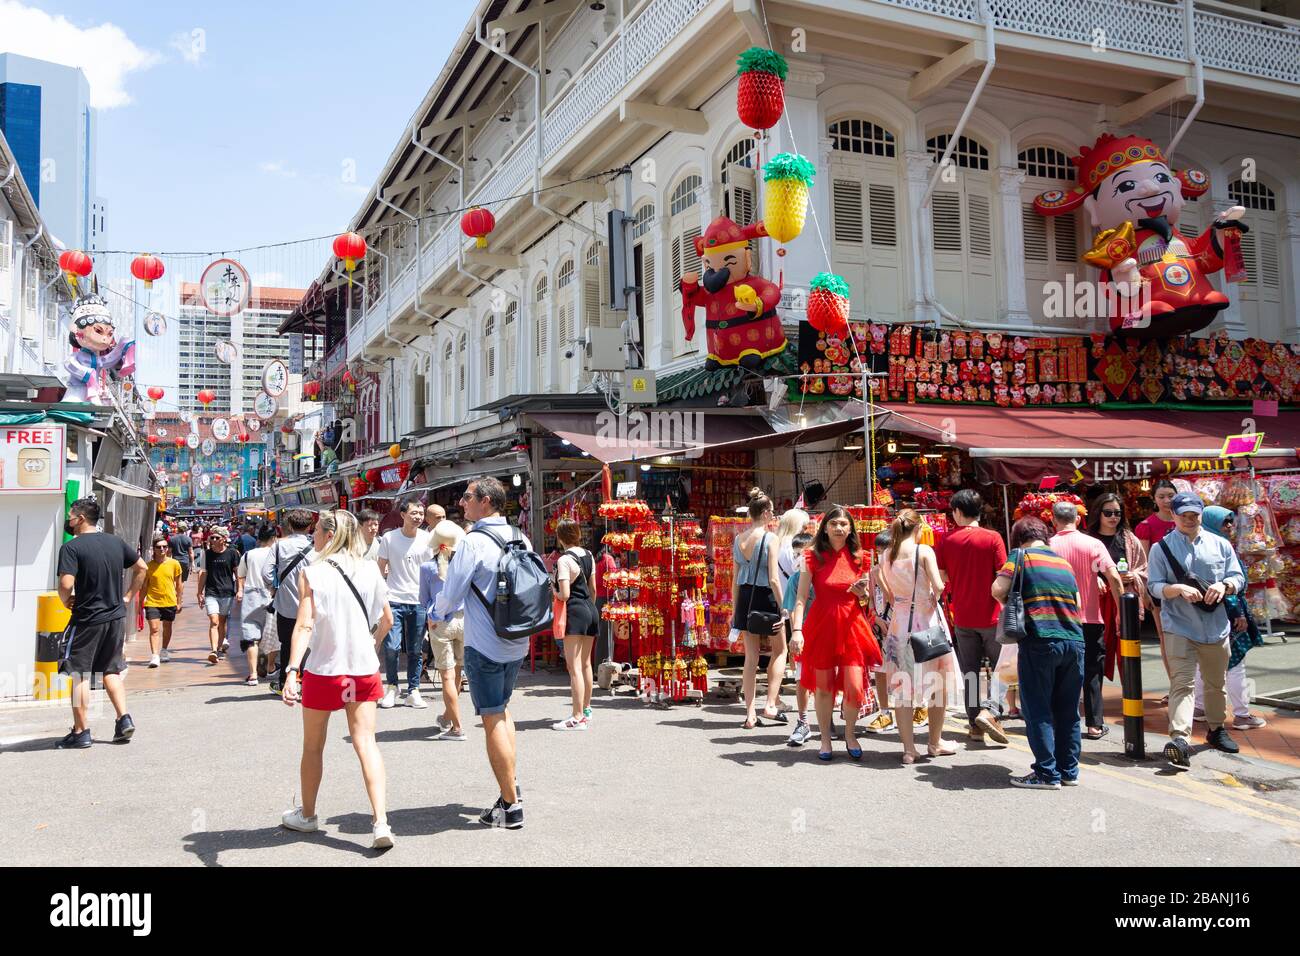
[0,410,96,426]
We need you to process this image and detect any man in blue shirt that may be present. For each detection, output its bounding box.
[1147,492,1246,768]
[434,477,528,828]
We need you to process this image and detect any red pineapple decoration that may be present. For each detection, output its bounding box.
[736,47,788,131]
[130,253,165,290]
[460,207,495,249]
[806,272,850,335]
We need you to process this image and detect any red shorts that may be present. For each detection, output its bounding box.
[300,671,383,711]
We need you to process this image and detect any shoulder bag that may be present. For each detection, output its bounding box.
[995,549,1028,645]
[906,549,953,662]
[1157,538,1219,614]
[327,559,379,637]
[743,532,783,637]
[264,542,310,616]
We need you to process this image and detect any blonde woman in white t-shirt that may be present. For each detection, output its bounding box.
[280,509,396,850]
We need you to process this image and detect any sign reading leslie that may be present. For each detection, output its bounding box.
[0,425,66,494]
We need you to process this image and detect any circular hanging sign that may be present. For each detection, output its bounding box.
[156,427,168,438]
[201,437,216,457]
[191,462,204,476]
[186,433,200,450]
[215,340,239,364]
[179,410,193,425]
[199,258,251,317]
[246,417,261,433]
[261,359,288,398]
[211,418,231,441]
[200,474,212,489]
[143,312,168,336]
[254,391,278,419]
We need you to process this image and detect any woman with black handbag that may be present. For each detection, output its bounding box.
[732,489,787,730]
[882,510,960,764]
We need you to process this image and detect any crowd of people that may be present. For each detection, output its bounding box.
[48,472,1271,843]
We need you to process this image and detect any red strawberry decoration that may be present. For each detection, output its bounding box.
[736,47,787,131]
[806,272,850,335]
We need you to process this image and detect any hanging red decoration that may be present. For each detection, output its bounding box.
[147,434,159,445]
[130,253,165,290]
[280,423,294,434]
[341,369,356,392]
[196,389,216,407]
[213,474,224,483]
[173,436,186,448]
[735,47,788,131]
[351,477,371,498]
[332,232,367,287]
[806,272,851,335]
[146,386,164,402]
[364,468,381,484]
[181,471,190,481]
[229,470,239,479]
[58,249,93,293]
[460,207,495,249]
[302,381,321,401]
[601,464,612,504]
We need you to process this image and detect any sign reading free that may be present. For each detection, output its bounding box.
[0,425,66,494]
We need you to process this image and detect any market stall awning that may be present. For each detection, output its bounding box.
[875,405,1300,484]
[94,475,161,500]
[528,411,773,464]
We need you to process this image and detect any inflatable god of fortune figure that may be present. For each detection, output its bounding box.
[1033,134,1247,337]
[64,293,136,404]
[679,215,787,372]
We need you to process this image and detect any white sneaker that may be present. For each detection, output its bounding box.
[371,821,394,849]
[281,808,319,832]
[436,727,467,741]
[435,714,452,732]
[160,649,171,663]
[406,688,428,709]
[582,707,593,723]
[379,686,398,709]
[1233,715,1267,730]
[553,715,588,731]
[148,654,160,668]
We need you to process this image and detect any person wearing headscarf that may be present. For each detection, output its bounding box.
[1193,506,1267,730]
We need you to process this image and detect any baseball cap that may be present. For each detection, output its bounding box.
[209,526,230,539]
[1171,492,1204,515]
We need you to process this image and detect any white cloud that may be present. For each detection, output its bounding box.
[259,161,298,179]
[168,29,206,66]
[0,1,161,109]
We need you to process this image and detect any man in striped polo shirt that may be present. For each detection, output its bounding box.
[993,516,1085,790]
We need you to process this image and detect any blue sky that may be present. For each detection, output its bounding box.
[2,0,477,282]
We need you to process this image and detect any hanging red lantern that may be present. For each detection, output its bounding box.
[332,232,367,287]
[460,207,495,248]
[147,434,159,445]
[197,389,216,407]
[181,471,190,481]
[130,253,165,290]
[58,250,93,292]
[280,423,294,435]
[341,369,356,392]
[146,386,165,402]
[364,468,381,484]
[213,474,224,484]
[229,470,239,479]
[302,381,321,401]
[174,436,186,448]
[735,47,788,131]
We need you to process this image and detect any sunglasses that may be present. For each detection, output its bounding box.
[459,491,480,502]
[1100,510,1122,518]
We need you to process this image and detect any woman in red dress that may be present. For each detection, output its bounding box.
[790,506,883,762]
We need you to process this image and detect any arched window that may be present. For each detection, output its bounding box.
[583,243,613,331]
[556,257,577,385]
[669,174,703,356]
[535,274,549,358]
[484,315,497,387]
[633,202,656,312]
[720,138,757,223]
[503,300,517,385]
[1228,178,1282,339]
[926,132,995,323]
[1019,145,1082,326]
[828,118,896,158]
[632,202,655,239]
[829,117,902,321]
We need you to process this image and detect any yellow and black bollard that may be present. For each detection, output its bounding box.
[34,592,72,701]
[1119,591,1145,759]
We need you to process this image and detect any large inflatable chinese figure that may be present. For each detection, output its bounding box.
[1033,133,1246,337]
[679,215,787,371]
[63,293,136,404]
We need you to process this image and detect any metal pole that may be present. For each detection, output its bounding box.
[864,370,873,506]
[1119,590,1146,759]
[1001,484,1011,540]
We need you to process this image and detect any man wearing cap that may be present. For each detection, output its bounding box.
[196,526,241,666]
[679,215,787,373]
[1147,492,1246,768]
[1032,133,1246,337]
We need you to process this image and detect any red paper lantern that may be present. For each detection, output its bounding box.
[146,386,165,402]
[229,470,239,479]
[213,474,224,483]
[147,434,159,445]
[174,437,186,448]
[130,253,165,290]
[181,471,190,481]
[58,249,93,292]
[280,423,294,434]
[460,207,495,249]
[196,389,216,407]
[332,232,367,286]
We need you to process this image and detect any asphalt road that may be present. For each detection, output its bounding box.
[2,671,1299,867]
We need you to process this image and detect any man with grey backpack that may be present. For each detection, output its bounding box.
[434,477,552,829]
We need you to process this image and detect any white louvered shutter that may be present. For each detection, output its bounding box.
[965,180,996,323]
[642,250,654,308]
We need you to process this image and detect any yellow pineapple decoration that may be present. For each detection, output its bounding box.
[762,152,815,244]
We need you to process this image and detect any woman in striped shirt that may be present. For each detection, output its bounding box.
[993,516,1084,790]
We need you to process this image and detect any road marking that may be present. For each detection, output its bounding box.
[944,721,1300,833]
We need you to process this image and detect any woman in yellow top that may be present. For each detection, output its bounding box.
[144,536,184,668]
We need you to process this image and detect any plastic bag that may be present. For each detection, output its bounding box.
[1266,475,1300,514]
[995,642,1018,685]
[1219,476,1257,509]
[1236,501,1280,554]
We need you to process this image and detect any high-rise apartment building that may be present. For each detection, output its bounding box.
[0,54,99,251]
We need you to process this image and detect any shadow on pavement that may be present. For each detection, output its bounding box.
[182,825,374,866]
[910,761,1020,790]
[327,804,482,836]
[204,694,279,705]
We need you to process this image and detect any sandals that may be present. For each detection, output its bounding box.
[245,677,258,687]
[761,709,788,725]
[902,752,920,765]
[927,743,958,757]
[742,717,759,730]
[1083,725,1110,740]
[206,651,219,665]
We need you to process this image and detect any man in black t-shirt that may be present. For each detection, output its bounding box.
[196,527,241,665]
[55,497,148,749]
